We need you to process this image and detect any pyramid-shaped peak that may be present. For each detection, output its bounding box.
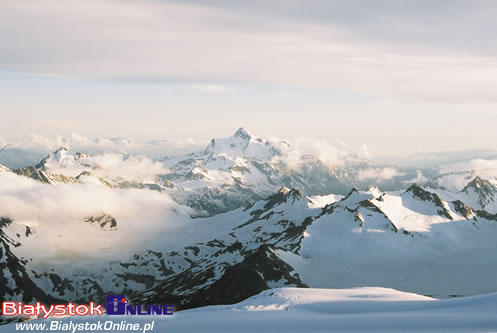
[405,184,433,199]
[233,127,253,140]
[366,186,383,199]
[52,147,72,160]
[344,188,360,197]
[406,183,422,192]
[470,176,489,188]
[462,176,493,192]
[263,187,305,210]
[36,147,70,169]
[53,147,69,154]
[339,188,374,209]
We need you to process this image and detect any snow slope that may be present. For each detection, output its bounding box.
[3,171,497,309]
[0,164,10,173]
[4,147,497,314]
[4,287,497,333]
[428,176,497,214]
[282,185,497,298]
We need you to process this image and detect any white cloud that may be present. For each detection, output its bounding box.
[8,132,205,158]
[357,167,405,182]
[34,119,79,131]
[270,137,350,169]
[403,170,428,185]
[0,173,193,260]
[358,144,374,160]
[2,1,497,102]
[43,152,169,182]
[439,159,497,174]
[436,159,497,191]
[6,132,377,171]
[89,154,169,182]
[195,84,226,95]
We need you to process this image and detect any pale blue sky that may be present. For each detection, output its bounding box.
[1,1,497,157]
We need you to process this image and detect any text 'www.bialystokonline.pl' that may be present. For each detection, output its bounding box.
[15,320,156,332]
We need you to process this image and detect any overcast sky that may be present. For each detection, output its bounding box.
[1,0,497,157]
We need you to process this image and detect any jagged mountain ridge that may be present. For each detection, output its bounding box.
[4,130,497,315]
[0,186,319,310]
[460,176,497,209]
[10,128,430,216]
[132,182,497,309]
[2,174,497,314]
[11,147,173,190]
[428,175,497,214]
[160,128,426,215]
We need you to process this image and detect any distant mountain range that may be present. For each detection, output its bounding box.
[2,129,497,321]
[4,128,439,215]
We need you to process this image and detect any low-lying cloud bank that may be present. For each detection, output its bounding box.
[357,167,405,182]
[439,159,497,175]
[1,132,205,158]
[434,158,497,191]
[2,131,376,171]
[0,173,192,260]
[270,137,374,170]
[44,152,170,182]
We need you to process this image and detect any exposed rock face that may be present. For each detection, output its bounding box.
[0,218,60,306]
[5,140,497,316]
[84,214,118,231]
[461,176,497,210]
[405,184,453,219]
[133,245,306,310]
[13,166,79,184]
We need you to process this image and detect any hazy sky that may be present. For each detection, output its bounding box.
[1,0,497,157]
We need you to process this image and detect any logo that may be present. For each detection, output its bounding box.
[1,302,102,319]
[105,295,174,316]
[1,295,174,318]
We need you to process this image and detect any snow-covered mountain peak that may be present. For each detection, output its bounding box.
[366,186,383,198]
[202,128,281,162]
[35,147,93,173]
[53,146,69,159]
[0,163,10,173]
[233,127,253,140]
[405,184,443,204]
[286,188,304,201]
[459,176,497,210]
[403,184,453,220]
[405,184,431,198]
[461,176,494,192]
[338,188,375,208]
[262,187,306,210]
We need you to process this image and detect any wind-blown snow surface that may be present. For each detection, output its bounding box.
[4,287,497,333]
[163,288,497,332]
[285,187,497,298]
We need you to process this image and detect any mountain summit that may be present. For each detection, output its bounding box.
[160,128,416,215]
[233,127,253,141]
[460,176,497,210]
[202,127,275,159]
